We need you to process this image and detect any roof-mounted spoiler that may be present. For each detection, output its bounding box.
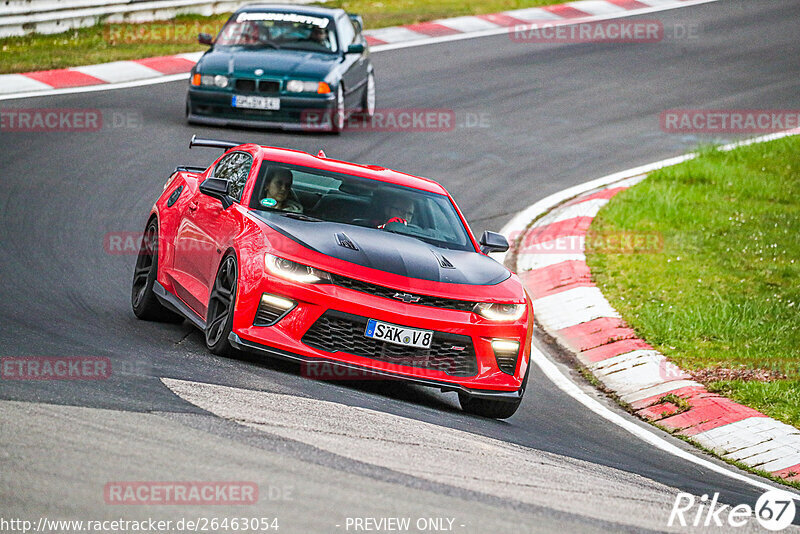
[189,134,242,150]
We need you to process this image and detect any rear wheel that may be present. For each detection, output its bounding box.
[458,367,529,419]
[205,254,238,356]
[131,219,182,322]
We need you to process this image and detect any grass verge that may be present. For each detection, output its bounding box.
[586,135,800,429]
[0,0,564,74]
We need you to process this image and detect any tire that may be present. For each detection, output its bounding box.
[330,84,345,134]
[131,219,182,322]
[205,253,238,356]
[458,367,529,419]
[360,72,375,118]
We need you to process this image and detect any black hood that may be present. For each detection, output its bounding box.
[254,213,510,286]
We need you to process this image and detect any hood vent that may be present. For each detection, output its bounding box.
[335,232,359,251]
[432,251,455,269]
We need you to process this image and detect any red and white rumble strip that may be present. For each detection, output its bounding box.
[504,131,800,484]
[0,0,717,97]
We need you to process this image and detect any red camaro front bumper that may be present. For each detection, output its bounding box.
[229,265,532,398]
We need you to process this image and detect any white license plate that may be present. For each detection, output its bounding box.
[365,319,433,349]
[232,95,280,110]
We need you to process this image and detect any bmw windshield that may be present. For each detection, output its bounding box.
[216,12,338,53]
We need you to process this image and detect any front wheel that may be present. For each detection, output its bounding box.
[205,254,238,356]
[458,367,529,419]
[330,84,345,134]
[361,72,375,118]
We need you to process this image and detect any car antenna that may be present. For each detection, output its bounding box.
[317,149,327,158]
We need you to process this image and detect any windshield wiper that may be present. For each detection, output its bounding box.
[281,212,321,222]
[254,40,281,49]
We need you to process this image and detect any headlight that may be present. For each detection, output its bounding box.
[286,80,329,93]
[265,253,332,284]
[213,75,229,88]
[191,74,230,88]
[473,302,525,321]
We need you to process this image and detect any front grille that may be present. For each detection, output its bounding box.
[329,274,476,312]
[235,79,256,92]
[258,80,280,93]
[302,311,478,377]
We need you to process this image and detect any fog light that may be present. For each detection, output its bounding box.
[254,293,296,326]
[491,339,520,374]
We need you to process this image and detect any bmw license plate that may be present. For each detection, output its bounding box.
[232,95,280,110]
[365,319,433,349]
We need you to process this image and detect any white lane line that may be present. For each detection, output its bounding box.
[532,198,609,228]
[0,0,724,101]
[529,343,795,495]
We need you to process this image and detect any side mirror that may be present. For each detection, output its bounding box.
[346,43,365,54]
[479,231,509,254]
[198,33,214,46]
[199,178,233,209]
[348,13,364,34]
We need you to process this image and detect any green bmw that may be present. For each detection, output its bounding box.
[187,4,375,134]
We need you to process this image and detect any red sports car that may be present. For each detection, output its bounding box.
[132,136,533,418]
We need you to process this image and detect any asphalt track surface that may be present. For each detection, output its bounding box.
[2,1,799,531]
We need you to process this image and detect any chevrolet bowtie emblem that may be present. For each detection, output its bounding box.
[393,292,420,303]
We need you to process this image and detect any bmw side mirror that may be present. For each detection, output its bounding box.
[479,231,509,254]
[348,14,364,34]
[198,33,214,46]
[199,178,233,209]
[346,43,365,54]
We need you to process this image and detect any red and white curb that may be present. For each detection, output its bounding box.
[500,129,800,484]
[0,0,720,98]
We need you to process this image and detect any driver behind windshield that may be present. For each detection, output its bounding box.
[307,25,332,50]
[375,194,415,229]
[260,167,303,213]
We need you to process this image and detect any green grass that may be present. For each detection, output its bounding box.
[0,0,564,74]
[586,136,800,429]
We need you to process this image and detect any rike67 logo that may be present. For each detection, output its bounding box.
[669,490,797,531]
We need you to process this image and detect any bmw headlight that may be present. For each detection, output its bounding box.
[191,73,230,88]
[473,302,525,321]
[213,74,229,88]
[265,253,332,284]
[286,80,331,93]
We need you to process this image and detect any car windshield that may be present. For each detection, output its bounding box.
[216,12,338,53]
[250,162,476,252]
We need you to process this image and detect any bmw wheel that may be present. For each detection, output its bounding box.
[205,254,238,356]
[361,72,375,118]
[330,84,345,134]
